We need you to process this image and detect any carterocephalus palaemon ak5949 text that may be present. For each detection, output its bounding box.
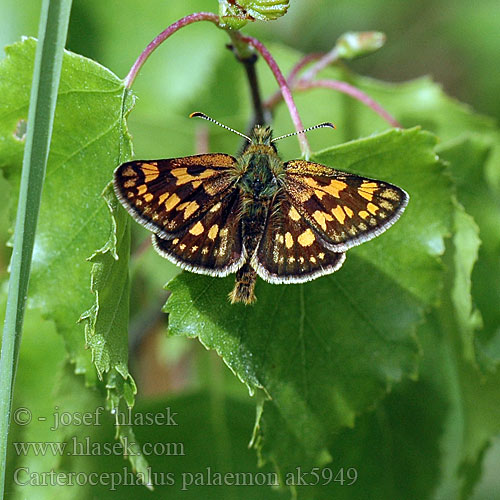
[114,113,409,304]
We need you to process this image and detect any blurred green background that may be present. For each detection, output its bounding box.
[2,0,499,156]
[1,1,499,499]
[2,0,499,120]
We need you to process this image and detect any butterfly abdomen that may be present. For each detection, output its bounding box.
[229,263,258,305]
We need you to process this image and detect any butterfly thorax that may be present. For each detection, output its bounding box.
[236,125,285,202]
[237,153,280,201]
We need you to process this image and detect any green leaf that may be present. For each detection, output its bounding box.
[0,38,131,376]
[0,37,148,478]
[417,205,500,500]
[288,189,495,500]
[335,31,386,60]
[219,0,289,28]
[437,135,500,369]
[268,40,500,362]
[165,128,453,475]
[80,184,133,395]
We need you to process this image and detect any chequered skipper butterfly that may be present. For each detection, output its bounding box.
[114,113,409,304]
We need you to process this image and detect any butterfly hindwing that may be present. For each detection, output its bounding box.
[284,160,409,252]
[114,154,237,239]
[253,193,345,284]
[153,188,244,276]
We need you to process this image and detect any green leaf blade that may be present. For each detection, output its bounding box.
[0,37,134,377]
[0,1,72,494]
[0,36,149,481]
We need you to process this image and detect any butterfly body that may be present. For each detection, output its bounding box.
[231,128,283,303]
[114,123,409,305]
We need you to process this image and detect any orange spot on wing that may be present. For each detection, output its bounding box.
[158,192,169,205]
[189,221,204,236]
[312,210,333,231]
[298,228,315,247]
[165,193,180,211]
[289,206,301,221]
[122,166,137,177]
[332,205,346,224]
[344,206,354,218]
[208,224,219,240]
[141,163,159,182]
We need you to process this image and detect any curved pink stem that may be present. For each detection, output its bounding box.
[265,52,323,110]
[296,79,401,128]
[288,52,324,83]
[125,12,219,88]
[299,48,340,81]
[238,34,311,157]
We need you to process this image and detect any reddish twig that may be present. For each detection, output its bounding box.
[299,47,340,82]
[287,52,324,83]
[124,12,219,88]
[265,52,323,110]
[292,79,401,128]
[124,13,323,156]
[237,34,311,158]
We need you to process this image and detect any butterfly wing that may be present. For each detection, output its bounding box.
[253,193,345,284]
[114,153,237,239]
[284,160,409,252]
[153,188,245,276]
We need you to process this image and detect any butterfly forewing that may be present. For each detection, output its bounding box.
[283,160,409,252]
[153,188,244,276]
[114,154,237,239]
[253,193,345,284]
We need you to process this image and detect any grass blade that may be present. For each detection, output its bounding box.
[0,0,73,495]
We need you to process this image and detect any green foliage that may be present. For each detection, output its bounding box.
[166,127,451,471]
[0,38,133,377]
[219,0,289,28]
[80,184,134,399]
[0,37,150,484]
[438,136,500,368]
[162,42,500,498]
[335,31,386,60]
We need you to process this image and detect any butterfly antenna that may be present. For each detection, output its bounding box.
[271,122,336,143]
[189,112,251,143]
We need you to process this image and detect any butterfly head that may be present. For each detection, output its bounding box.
[250,125,274,146]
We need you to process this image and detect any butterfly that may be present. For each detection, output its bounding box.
[114,112,409,304]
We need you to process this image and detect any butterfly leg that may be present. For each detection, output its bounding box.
[229,263,257,305]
